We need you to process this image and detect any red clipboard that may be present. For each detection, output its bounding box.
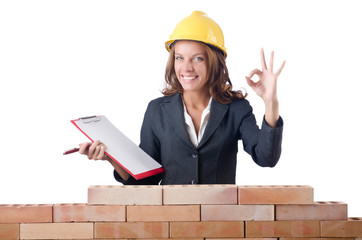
[71,115,164,180]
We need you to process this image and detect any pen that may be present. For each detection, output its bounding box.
[63,143,101,155]
[63,147,81,155]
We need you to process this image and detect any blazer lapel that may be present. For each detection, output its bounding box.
[198,99,229,149]
[161,93,195,149]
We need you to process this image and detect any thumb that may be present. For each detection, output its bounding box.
[245,76,256,89]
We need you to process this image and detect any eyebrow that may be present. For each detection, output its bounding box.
[175,53,205,57]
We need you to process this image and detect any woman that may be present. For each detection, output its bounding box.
[79,11,285,185]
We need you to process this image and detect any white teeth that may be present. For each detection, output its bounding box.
[183,76,197,80]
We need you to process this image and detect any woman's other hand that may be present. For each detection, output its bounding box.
[246,48,285,127]
[245,48,285,103]
[79,140,130,181]
[79,140,108,161]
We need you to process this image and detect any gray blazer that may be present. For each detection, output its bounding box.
[115,93,283,185]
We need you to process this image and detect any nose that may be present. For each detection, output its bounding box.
[184,60,194,72]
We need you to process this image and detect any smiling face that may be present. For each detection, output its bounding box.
[174,40,209,96]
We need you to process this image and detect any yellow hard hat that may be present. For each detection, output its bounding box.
[165,11,227,57]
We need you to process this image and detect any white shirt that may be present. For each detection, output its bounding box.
[183,97,212,147]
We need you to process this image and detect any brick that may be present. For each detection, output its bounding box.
[127,205,200,221]
[0,204,53,223]
[245,221,320,237]
[163,185,237,205]
[88,185,162,205]
[0,224,19,240]
[206,239,277,240]
[139,239,203,240]
[238,185,314,204]
[20,223,93,239]
[53,203,126,222]
[201,204,274,221]
[276,201,347,220]
[280,238,354,240]
[321,217,362,237]
[95,222,169,238]
[170,221,244,238]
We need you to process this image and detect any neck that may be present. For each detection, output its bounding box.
[182,91,211,110]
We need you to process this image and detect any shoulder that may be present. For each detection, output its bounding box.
[145,94,182,118]
[229,97,251,106]
[219,97,255,123]
[142,94,181,128]
[147,94,179,109]
[210,97,254,123]
[227,97,253,113]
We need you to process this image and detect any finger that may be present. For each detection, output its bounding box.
[96,145,107,160]
[94,145,102,159]
[79,142,91,154]
[245,76,256,89]
[269,51,274,72]
[87,140,100,159]
[95,142,106,159]
[88,140,100,152]
[260,48,267,70]
[248,68,262,79]
[275,60,286,77]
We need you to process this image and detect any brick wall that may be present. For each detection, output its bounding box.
[1,185,361,239]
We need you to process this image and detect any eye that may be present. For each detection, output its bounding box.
[194,56,204,61]
[175,56,183,60]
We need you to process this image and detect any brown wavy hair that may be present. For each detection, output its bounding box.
[162,41,246,104]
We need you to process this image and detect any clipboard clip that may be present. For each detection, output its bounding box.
[80,115,101,123]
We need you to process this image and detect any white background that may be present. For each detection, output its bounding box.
[1,0,361,217]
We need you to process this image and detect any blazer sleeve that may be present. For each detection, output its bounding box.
[114,101,163,185]
[239,102,284,167]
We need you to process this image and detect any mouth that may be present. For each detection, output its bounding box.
[181,75,199,82]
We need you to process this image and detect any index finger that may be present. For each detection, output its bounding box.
[79,142,91,154]
[248,68,263,79]
[87,140,101,159]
